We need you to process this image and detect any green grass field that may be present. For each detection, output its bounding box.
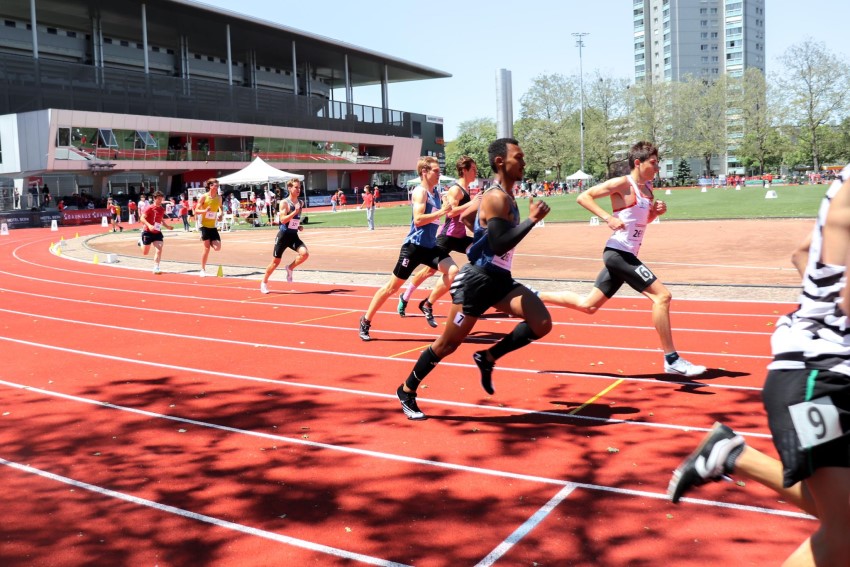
[233,184,827,230]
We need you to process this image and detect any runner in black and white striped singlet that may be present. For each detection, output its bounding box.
[768,163,850,375]
[668,165,850,566]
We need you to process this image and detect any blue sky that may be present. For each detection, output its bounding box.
[197,0,850,140]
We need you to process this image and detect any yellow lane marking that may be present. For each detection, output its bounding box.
[387,344,430,358]
[294,310,359,324]
[568,379,624,415]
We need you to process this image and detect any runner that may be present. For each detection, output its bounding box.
[195,178,223,277]
[358,156,452,341]
[394,138,551,420]
[539,141,705,376]
[668,164,850,564]
[398,155,481,327]
[260,178,309,293]
[139,191,175,274]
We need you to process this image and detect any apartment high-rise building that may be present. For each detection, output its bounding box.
[633,0,766,175]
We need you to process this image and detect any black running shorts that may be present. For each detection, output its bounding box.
[200,226,221,242]
[141,231,164,245]
[436,234,473,254]
[450,263,522,318]
[392,242,450,280]
[762,368,850,487]
[594,247,658,297]
[272,230,305,259]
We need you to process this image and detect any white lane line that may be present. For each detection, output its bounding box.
[0,292,774,362]
[475,485,577,567]
[0,311,766,394]
[0,457,410,567]
[0,379,808,520]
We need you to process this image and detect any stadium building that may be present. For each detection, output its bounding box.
[0,0,450,219]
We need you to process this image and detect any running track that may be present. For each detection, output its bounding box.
[0,225,814,566]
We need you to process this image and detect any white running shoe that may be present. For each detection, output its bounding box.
[153,264,161,275]
[665,357,706,376]
[199,269,207,278]
[260,281,269,294]
[285,265,294,283]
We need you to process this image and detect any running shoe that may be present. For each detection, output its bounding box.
[199,269,207,278]
[665,357,707,377]
[285,265,294,283]
[397,295,408,318]
[260,281,269,294]
[137,238,142,247]
[668,422,745,503]
[419,299,437,328]
[153,264,161,275]
[474,350,496,394]
[358,316,372,341]
[397,385,427,420]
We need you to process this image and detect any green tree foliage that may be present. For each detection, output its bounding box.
[628,80,675,152]
[584,73,632,178]
[445,117,496,178]
[675,159,693,185]
[731,68,787,175]
[775,39,850,171]
[515,73,580,181]
[671,76,728,176]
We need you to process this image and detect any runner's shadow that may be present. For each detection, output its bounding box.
[539,368,750,395]
[283,288,354,295]
[431,402,640,426]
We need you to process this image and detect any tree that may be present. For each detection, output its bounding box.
[445,118,496,178]
[628,79,675,152]
[775,39,850,172]
[731,68,787,175]
[671,76,728,176]
[675,159,693,185]
[515,73,581,181]
[584,73,632,179]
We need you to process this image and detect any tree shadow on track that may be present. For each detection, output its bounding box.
[430,402,641,427]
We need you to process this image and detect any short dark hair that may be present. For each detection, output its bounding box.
[455,155,476,177]
[488,138,519,172]
[627,141,658,169]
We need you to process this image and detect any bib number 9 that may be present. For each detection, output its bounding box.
[788,396,843,449]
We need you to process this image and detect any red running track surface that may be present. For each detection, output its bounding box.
[0,226,814,566]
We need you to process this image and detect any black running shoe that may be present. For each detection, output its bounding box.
[396,385,427,420]
[358,316,372,341]
[474,350,496,394]
[668,422,745,503]
[397,295,408,317]
[419,299,437,328]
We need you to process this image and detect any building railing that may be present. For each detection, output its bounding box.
[0,53,412,137]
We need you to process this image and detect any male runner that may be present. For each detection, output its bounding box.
[358,156,452,341]
[539,141,705,376]
[260,178,309,293]
[395,138,551,420]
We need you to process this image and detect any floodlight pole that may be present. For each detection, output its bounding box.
[573,32,588,173]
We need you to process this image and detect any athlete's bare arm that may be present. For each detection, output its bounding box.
[577,176,629,230]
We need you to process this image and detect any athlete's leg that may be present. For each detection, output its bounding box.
[733,446,816,517]
[152,241,164,264]
[427,257,459,305]
[539,287,609,314]
[783,467,850,565]
[365,274,407,322]
[288,244,309,271]
[262,257,281,285]
[403,265,436,302]
[200,240,211,270]
[641,279,675,354]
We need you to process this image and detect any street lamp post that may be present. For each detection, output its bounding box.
[573,32,588,173]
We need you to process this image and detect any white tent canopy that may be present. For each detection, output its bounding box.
[217,157,304,186]
[405,175,455,187]
[566,170,592,180]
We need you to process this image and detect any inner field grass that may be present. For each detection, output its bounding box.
[230,184,826,230]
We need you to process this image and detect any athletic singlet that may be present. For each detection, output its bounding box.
[467,184,520,275]
[439,183,471,238]
[143,205,166,232]
[402,185,442,248]
[199,193,222,228]
[768,164,850,376]
[279,197,303,232]
[605,175,653,256]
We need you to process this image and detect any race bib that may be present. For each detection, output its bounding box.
[629,223,646,242]
[153,222,161,231]
[789,396,844,449]
[288,218,301,230]
[492,249,514,270]
[205,211,217,220]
